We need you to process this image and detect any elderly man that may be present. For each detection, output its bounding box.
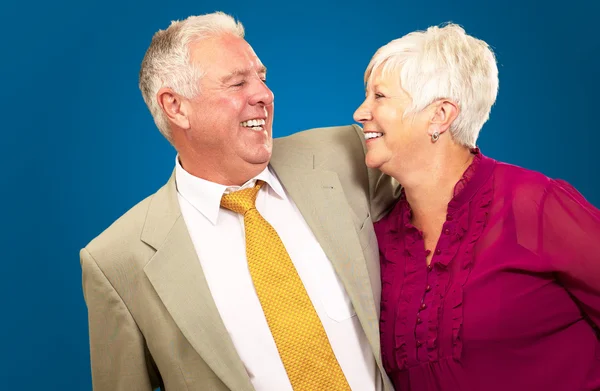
[81,12,396,391]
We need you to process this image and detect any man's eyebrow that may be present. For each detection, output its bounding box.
[221,69,247,83]
[221,66,268,83]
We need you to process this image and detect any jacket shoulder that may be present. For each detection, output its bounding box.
[82,192,157,271]
[275,124,363,150]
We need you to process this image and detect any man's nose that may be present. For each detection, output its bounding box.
[249,79,274,106]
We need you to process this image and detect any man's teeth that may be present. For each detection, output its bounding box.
[364,132,384,140]
[240,119,266,129]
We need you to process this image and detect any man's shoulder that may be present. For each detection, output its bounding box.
[274,124,363,148]
[272,124,365,166]
[82,187,164,272]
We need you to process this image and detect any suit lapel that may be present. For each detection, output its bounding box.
[269,160,381,359]
[141,175,254,391]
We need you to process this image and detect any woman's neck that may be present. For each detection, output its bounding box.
[390,145,474,228]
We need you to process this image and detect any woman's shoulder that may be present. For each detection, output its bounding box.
[493,159,552,185]
[488,157,592,212]
[494,161,554,192]
[487,158,558,209]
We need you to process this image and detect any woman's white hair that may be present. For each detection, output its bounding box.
[366,23,499,148]
[139,12,245,142]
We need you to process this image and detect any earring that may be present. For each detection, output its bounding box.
[431,131,440,143]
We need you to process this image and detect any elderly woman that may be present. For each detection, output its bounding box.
[354,24,600,391]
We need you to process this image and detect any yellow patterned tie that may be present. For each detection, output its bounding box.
[221,180,351,390]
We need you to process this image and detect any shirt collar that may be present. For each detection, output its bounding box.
[174,155,286,225]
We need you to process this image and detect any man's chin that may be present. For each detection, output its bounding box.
[246,148,272,166]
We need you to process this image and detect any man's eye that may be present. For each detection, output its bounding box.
[375,93,385,99]
[232,81,246,87]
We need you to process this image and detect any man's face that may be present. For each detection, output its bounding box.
[182,34,274,183]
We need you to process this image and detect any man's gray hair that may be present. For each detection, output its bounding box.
[139,12,245,142]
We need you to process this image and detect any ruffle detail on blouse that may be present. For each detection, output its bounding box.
[453,148,482,197]
[449,177,494,360]
[424,206,469,362]
[424,150,482,362]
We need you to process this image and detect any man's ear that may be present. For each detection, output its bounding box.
[157,87,191,130]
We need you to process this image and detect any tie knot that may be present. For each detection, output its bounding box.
[220,180,264,215]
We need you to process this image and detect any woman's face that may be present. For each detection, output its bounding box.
[354,67,431,173]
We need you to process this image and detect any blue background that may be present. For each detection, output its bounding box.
[1,0,598,389]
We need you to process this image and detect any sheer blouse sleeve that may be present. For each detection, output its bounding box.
[541,179,600,328]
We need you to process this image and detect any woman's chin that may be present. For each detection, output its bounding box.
[365,154,383,170]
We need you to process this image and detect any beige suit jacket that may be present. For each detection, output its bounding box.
[81,124,399,390]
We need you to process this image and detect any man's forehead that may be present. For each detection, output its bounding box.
[189,35,266,74]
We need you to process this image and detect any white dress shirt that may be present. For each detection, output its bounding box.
[175,158,381,391]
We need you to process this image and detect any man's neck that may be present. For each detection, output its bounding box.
[178,155,269,186]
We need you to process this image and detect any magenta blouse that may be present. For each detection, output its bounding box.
[375,150,600,391]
